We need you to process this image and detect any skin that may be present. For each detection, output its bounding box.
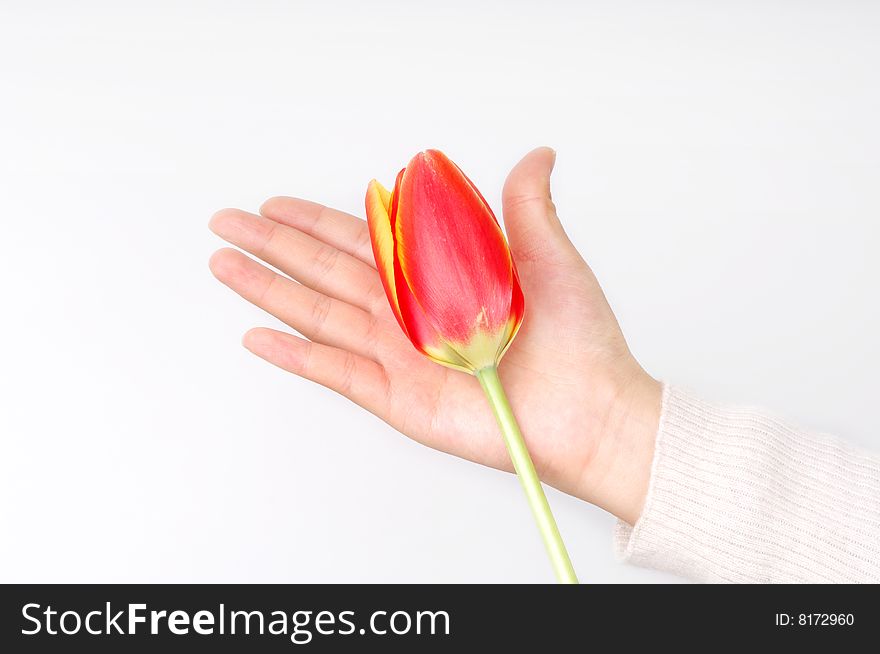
[209,147,662,526]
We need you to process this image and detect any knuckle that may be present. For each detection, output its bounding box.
[312,204,331,231]
[312,244,341,277]
[509,194,555,215]
[256,218,279,257]
[362,315,383,356]
[309,294,333,335]
[338,352,358,395]
[354,225,373,257]
[258,271,281,305]
[367,284,388,314]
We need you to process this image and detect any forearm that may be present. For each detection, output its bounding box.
[613,385,880,583]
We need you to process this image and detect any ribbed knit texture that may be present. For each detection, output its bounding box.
[615,385,880,583]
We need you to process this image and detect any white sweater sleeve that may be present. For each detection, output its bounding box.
[614,385,880,583]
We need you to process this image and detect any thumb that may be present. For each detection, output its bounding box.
[502,147,574,265]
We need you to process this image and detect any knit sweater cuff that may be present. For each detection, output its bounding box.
[613,385,880,583]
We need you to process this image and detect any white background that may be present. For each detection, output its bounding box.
[1,1,878,583]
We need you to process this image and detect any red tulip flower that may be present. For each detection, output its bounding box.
[365,149,524,373]
[366,150,578,583]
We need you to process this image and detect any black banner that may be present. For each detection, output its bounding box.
[0,584,874,651]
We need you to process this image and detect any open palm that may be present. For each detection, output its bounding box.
[210,148,659,523]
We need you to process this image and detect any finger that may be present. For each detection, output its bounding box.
[501,147,576,265]
[243,327,389,416]
[260,197,376,267]
[209,208,385,313]
[209,248,384,360]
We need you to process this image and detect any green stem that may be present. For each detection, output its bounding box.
[475,365,579,584]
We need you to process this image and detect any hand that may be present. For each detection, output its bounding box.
[209,147,661,525]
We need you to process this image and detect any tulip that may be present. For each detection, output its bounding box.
[365,150,578,583]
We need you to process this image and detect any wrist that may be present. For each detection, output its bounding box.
[573,369,662,525]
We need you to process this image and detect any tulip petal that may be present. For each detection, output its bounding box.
[388,170,473,370]
[448,158,501,228]
[368,173,472,371]
[394,150,514,348]
[366,178,405,332]
[496,265,525,361]
[393,254,474,373]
